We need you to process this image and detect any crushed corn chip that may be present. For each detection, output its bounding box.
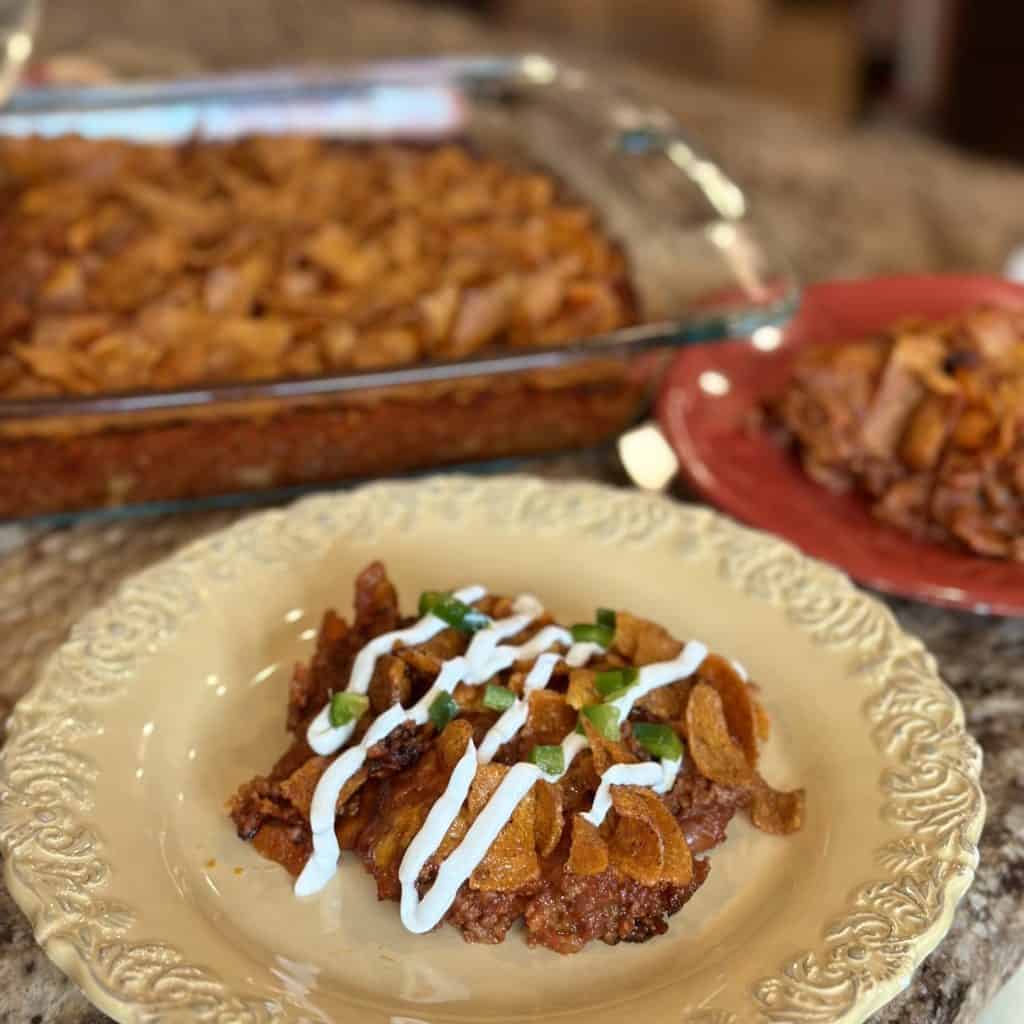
[580,714,636,775]
[611,786,693,887]
[533,780,565,856]
[750,775,806,835]
[567,814,609,876]
[608,802,663,886]
[437,719,474,772]
[468,764,540,891]
[685,683,755,787]
[523,689,578,748]
[565,668,599,710]
[697,654,760,765]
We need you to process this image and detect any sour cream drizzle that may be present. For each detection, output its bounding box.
[400,731,589,933]
[297,589,565,897]
[305,585,486,757]
[295,586,724,930]
[399,639,712,932]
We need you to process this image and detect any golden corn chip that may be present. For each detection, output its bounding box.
[452,681,485,712]
[506,670,528,698]
[435,808,469,861]
[698,655,760,765]
[468,764,540,891]
[580,715,637,775]
[437,718,474,772]
[608,799,663,887]
[752,694,772,743]
[337,778,381,851]
[565,668,598,710]
[612,787,694,887]
[279,755,335,818]
[253,821,310,878]
[468,763,507,816]
[470,814,539,891]
[373,800,434,875]
[652,816,693,887]
[557,749,601,815]
[613,611,683,666]
[567,814,608,876]
[393,647,439,679]
[685,683,754,787]
[533,780,564,856]
[750,775,805,835]
[367,654,410,715]
[636,679,691,721]
[523,689,577,747]
[396,629,467,681]
[476,594,517,620]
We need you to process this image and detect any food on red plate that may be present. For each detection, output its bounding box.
[770,306,1024,559]
[230,562,804,953]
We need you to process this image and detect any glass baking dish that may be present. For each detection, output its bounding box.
[0,55,798,521]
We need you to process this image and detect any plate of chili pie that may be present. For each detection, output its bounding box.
[659,274,1024,614]
[0,476,984,1023]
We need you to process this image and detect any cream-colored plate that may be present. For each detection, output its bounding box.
[0,477,985,1024]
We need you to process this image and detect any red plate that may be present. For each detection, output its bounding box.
[657,274,1024,615]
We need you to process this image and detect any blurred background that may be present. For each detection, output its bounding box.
[412,0,1024,163]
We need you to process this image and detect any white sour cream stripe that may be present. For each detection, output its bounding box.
[297,589,576,897]
[401,732,589,934]
[295,587,718,932]
[582,758,681,828]
[398,639,712,930]
[306,584,486,757]
[605,641,709,720]
[476,651,562,764]
[296,657,471,896]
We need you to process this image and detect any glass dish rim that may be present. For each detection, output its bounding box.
[0,53,800,423]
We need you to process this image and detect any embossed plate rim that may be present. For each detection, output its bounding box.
[0,475,986,1024]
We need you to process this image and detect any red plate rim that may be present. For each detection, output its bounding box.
[657,273,1024,616]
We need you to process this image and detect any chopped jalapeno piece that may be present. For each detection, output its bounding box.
[596,608,616,629]
[570,622,614,647]
[428,691,459,731]
[579,704,621,742]
[632,722,683,761]
[595,667,638,699]
[529,744,565,775]
[482,684,516,712]
[328,692,369,728]
[419,591,491,633]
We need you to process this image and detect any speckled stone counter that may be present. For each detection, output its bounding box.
[2,2,1024,1021]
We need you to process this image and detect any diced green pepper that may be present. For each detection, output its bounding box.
[579,704,621,742]
[482,684,516,712]
[428,691,459,731]
[570,622,614,647]
[529,744,565,775]
[632,722,683,761]
[594,667,639,699]
[418,591,491,633]
[328,692,370,728]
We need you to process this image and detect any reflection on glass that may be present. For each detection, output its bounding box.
[752,325,783,351]
[0,0,38,105]
[698,370,732,396]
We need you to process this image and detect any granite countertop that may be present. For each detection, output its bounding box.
[2,2,1024,1021]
